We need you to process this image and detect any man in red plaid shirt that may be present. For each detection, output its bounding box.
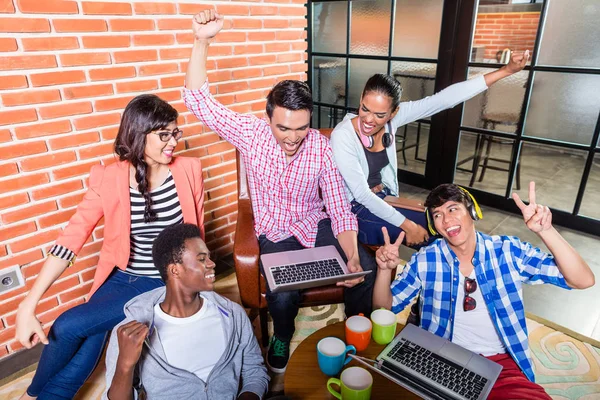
[184,10,377,373]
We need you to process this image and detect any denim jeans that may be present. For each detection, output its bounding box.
[27,269,164,400]
[351,189,435,249]
[258,218,377,342]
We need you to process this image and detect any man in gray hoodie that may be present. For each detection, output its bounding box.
[103,223,269,400]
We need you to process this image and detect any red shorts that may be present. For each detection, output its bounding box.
[486,353,551,400]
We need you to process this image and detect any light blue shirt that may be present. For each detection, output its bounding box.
[390,232,571,382]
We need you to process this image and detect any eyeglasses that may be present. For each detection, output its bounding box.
[463,277,477,312]
[152,128,183,142]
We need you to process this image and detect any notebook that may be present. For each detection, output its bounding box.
[261,245,371,293]
[351,323,502,400]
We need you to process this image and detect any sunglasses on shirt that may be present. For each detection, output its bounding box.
[464,277,477,312]
[151,128,183,142]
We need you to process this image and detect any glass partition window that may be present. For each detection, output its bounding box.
[312,1,348,54]
[392,0,443,59]
[349,0,392,56]
[579,154,600,220]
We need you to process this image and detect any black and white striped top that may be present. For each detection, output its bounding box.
[127,173,182,277]
[49,172,182,278]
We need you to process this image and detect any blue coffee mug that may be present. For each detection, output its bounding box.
[317,337,356,376]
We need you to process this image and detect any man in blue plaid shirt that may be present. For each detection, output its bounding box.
[373,182,594,399]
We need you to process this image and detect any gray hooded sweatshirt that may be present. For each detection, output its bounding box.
[102,287,269,399]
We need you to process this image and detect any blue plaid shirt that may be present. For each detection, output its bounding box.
[390,232,570,382]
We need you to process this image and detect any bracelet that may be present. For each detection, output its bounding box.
[48,253,76,268]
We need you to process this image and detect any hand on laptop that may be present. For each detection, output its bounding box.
[376,228,404,271]
[115,321,149,370]
[337,255,365,288]
[512,181,552,234]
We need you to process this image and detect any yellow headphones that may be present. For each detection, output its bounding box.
[425,186,483,236]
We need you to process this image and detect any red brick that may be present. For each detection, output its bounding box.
[113,49,157,64]
[0,109,37,126]
[94,96,134,112]
[207,70,231,83]
[215,4,250,16]
[2,89,61,107]
[40,101,92,120]
[214,31,246,43]
[81,36,130,50]
[133,2,176,14]
[21,151,76,172]
[157,18,188,31]
[159,48,191,60]
[0,162,18,177]
[58,191,85,208]
[49,131,99,150]
[38,208,77,229]
[175,32,194,45]
[160,75,184,89]
[81,268,95,283]
[250,54,276,66]
[250,5,277,15]
[21,36,79,52]
[0,129,11,143]
[0,17,50,32]
[109,18,155,31]
[212,203,237,219]
[100,126,119,140]
[59,281,93,303]
[207,45,232,57]
[177,3,213,14]
[264,65,290,76]
[0,0,15,13]
[53,18,107,32]
[133,33,174,46]
[79,142,114,159]
[2,141,47,161]
[290,63,307,73]
[0,192,29,211]
[232,67,262,80]
[78,241,102,258]
[2,198,55,224]
[264,19,289,29]
[235,90,265,103]
[277,53,303,63]
[265,42,290,53]
[52,160,99,180]
[138,62,178,76]
[232,18,262,29]
[0,54,56,71]
[89,66,136,81]
[60,52,111,67]
[116,79,158,94]
[291,41,307,51]
[0,37,17,51]
[40,275,80,301]
[280,6,305,16]
[216,57,248,69]
[9,228,60,254]
[73,113,120,130]
[248,31,276,42]
[64,84,113,100]
[14,120,71,139]
[17,0,78,13]
[30,70,86,87]
[32,180,84,201]
[0,75,27,90]
[290,19,307,28]
[82,1,131,15]
[0,221,36,242]
[0,246,6,257]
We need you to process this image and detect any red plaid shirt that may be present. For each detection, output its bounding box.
[184,81,358,247]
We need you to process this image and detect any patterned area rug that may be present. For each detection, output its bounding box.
[2,272,599,400]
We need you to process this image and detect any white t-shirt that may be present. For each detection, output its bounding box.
[153,296,226,382]
[451,271,506,356]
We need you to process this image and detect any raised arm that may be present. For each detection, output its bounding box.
[512,181,595,289]
[393,51,529,126]
[183,10,257,153]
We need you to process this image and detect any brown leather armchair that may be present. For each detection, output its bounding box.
[233,128,345,346]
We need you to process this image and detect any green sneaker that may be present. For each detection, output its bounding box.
[266,335,290,373]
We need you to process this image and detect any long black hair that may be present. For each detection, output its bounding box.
[114,94,178,223]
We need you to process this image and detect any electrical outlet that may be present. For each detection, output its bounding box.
[0,265,24,295]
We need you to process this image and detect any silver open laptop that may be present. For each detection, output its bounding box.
[351,324,502,400]
[261,245,371,293]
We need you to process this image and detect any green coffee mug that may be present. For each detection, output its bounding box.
[327,366,372,400]
[370,308,397,345]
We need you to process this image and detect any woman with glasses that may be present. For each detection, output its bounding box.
[15,94,205,400]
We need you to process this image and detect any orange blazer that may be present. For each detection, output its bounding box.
[55,157,205,297]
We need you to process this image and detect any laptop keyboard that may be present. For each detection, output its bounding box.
[387,338,487,400]
[271,258,344,285]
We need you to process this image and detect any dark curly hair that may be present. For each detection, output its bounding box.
[114,94,178,223]
[152,223,202,282]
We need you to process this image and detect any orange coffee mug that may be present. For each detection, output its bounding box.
[345,313,372,352]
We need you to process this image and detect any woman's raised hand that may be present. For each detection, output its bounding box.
[192,9,224,41]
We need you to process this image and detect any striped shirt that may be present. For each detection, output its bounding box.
[49,172,182,278]
[390,232,570,382]
[184,80,357,247]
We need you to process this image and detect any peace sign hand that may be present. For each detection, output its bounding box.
[512,181,553,233]
[375,228,404,271]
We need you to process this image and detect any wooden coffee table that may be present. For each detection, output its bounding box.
[284,321,421,399]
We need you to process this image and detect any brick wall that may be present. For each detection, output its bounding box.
[0,0,307,359]
[473,11,539,61]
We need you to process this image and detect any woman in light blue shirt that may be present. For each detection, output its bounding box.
[330,51,529,247]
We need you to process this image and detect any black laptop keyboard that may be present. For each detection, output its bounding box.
[387,338,487,400]
[271,258,344,285]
